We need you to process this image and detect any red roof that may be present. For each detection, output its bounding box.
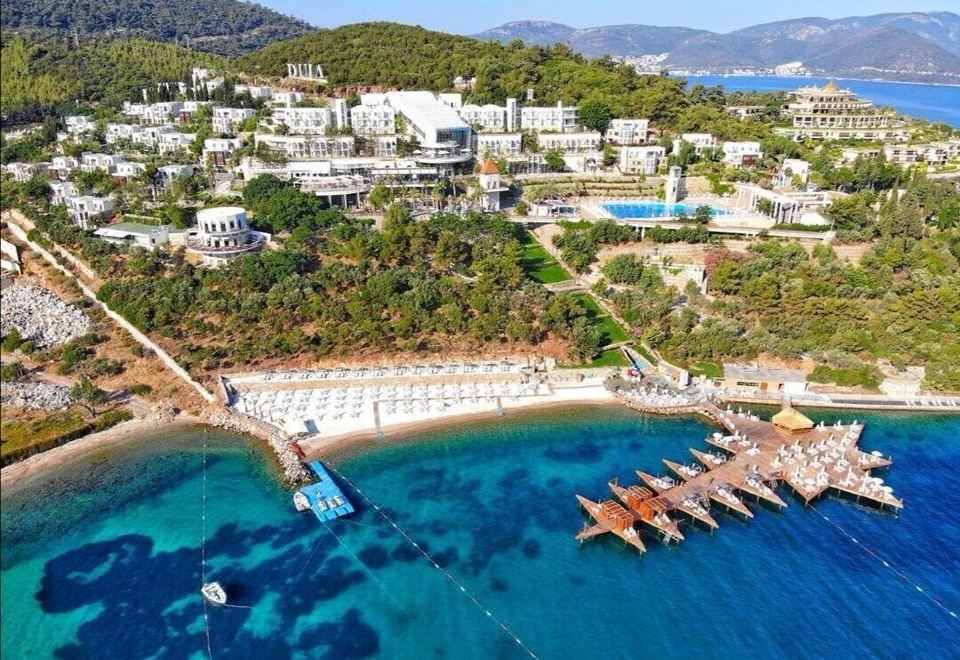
[479,158,499,175]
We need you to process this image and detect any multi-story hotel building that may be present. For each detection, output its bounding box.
[775,81,905,141]
[521,102,579,133]
[460,104,507,132]
[255,134,356,160]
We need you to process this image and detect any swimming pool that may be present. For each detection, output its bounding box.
[601,201,732,220]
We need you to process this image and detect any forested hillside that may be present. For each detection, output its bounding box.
[0,0,313,56]
[0,37,223,117]
[238,23,692,122]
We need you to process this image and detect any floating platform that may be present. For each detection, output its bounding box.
[296,460,354,522]
[575,402,902,555]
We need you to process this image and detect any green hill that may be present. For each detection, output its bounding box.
[1,36,223,115]
[0,0,313,56]
[238,22,689,121]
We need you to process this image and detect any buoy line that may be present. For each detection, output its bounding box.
[324,462,540,659]
[811,504,958,622]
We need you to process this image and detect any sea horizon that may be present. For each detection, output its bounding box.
[3,407,958,658]
[681,74,960,127]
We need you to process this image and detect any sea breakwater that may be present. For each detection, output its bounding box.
[203,407,309,483]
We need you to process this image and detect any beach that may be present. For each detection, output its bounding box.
[0,413,202,489]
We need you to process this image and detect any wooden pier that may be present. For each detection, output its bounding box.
[576,403,902,554]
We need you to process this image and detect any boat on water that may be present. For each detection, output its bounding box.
[201,581,227,605]
[293,490,310,512]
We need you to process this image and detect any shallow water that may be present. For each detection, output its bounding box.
[2,407,958,659]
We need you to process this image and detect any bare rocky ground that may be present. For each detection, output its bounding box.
[0,381,72,410]
[1,283,91,348]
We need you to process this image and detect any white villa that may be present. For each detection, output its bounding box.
[605,119,650,146]
[212,107,256,134]
[775,158,811,188]
[269,107,335,135]
[50,181,79,206]
[203,137,244,167]
[350,103,396,136]
[94,222,170,250]
[66,195,114,229]
[618,145,666,175]
[4,162,47,182]
[80,152,124,173]
[674,133,717,156]
[158,132,197,154]
[722,141,763,167]
[113,161,147,180]
[156,164,194,186]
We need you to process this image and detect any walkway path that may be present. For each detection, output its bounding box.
[4,212,216,403]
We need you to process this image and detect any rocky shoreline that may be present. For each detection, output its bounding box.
[203,407,310,483]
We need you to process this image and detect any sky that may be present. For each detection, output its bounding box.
[256,0,956,34]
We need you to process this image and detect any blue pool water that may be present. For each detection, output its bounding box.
[602,201,732,220]
[683,75,960,127]
[2,408,959,658]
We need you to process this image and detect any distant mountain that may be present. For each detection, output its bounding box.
[0,0,314,56]
[474,12,960,83]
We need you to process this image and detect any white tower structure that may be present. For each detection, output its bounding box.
[665,166,683,206]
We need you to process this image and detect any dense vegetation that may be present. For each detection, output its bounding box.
[0,36,223,116]
[60,183,611,370]
[239,23,697,124]
[1,0,312,56]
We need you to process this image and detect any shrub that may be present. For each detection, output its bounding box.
[130,383,153,396]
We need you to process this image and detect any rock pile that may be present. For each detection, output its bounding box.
[1,381,73,411]
[205,407,309,483]
[1,284,92,348]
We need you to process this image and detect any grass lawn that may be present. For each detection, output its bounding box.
[1,410,89,459]
[520,233,572,284]
[633,343,659,366]
[573,294,630,345]
[689,360,722,378]
[585,349,631,368]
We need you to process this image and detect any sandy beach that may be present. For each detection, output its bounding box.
[300,380,618,458]
[0,413,202,489]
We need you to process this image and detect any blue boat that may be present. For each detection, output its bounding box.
[294,461,355,522]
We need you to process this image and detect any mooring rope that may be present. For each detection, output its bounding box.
[201,431,214,659]
[324,462,540,659]
[810,504,958,622]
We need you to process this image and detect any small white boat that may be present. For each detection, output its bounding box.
[293,490,311,512]
[201,582,227,605]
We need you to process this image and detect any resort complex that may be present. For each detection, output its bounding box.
[2,4,960,659]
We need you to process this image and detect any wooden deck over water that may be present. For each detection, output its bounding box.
[576,402,902,553]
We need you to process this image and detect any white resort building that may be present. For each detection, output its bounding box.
[460,104,508,132]
[775,81,905,141]
[722,141,764,167]
[476,133,523,158]
[212,107,256,134]
[674,133,717,156]
[605,119,650,146]
[618,146,666,175]
[66,196,114,229]
[94,222,170,250]
[186,206,268,266]
[537,131,601,154]
[350,103,396,136]
[203,137,244,167]
[255,134,355,160]
[520,102,579,133]
[477,158,508,212]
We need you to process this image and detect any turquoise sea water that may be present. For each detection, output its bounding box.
[601,201,732,220]
[2,407,959,659]
[684,75,960,127]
